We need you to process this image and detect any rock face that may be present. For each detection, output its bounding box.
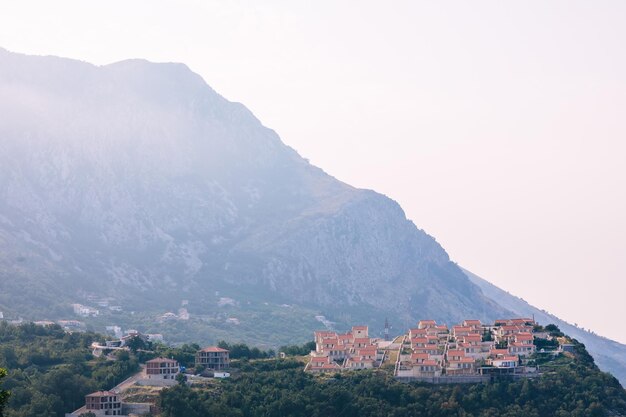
[0,48,504,324]
[1,49,624,385]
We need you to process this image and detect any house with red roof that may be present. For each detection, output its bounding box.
[490,355,519,368]
[83,391,122,416]
[446,357,476,375]
[196,346,230,370]
[418,320,437,329]
[397,318,541,379]
[345,356,375,369]
[462,319,482,329]
[307,356,342,373]
[142,357,180,386]
[351,325,368,338]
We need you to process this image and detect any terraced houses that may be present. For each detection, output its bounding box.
[397,318,538,378]
[305,326,385,372]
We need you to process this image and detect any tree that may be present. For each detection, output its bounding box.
[482,328,493,342]
[0,368,9,417]
[125,335,148,352]
[176,372,188,385]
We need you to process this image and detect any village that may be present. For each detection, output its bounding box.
[65,336,231,417]
[307,317,574,383]
[53,315,575,416]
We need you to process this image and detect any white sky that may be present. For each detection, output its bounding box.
[1,0,625,343]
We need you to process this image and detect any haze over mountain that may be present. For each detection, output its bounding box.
[0,48,624,385]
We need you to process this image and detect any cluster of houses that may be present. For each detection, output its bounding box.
[306,318,546,379]
[396,318,538,378]
[66,317,562,414]
[305,325,386,372]
[73,295,124,318]
[67,345,231,416]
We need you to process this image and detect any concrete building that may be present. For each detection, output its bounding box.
[146,357,179,383]
[196,346,230,370]
[84,391,122,416]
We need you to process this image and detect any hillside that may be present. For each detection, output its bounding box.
[0,48,505,328]
[0,48,625,386]
[1,322,625,417]
[160,353,626,417]
[0,322,140,417]
[464,268,626,387]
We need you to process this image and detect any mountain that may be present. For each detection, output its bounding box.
[0,47,505,323]
[0,48,624,385]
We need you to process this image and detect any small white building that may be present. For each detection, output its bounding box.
[146,334,164,343]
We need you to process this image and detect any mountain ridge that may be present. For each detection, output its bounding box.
[0,48,623,385]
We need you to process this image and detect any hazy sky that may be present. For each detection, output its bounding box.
[1,1,625,343]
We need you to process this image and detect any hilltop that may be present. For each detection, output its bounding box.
[0,321,625,417]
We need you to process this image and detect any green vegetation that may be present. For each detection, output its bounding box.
[217,341,274,360]
[1,320,625,417]
[0,367,9,417]
[53,295,325,348]
[0,322,139,417]
[482,328,493,342]
[157,337,626,417]
[278,341,316,356]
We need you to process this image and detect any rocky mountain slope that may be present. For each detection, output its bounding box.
[0,48,623,385]
[0,48,504,324]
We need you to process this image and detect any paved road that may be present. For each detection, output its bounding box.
[66,366,146,415]
[112,365,146,393]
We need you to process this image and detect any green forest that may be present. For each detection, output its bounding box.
[0,322,625,417]
[0,322,138,417]
[158,353,626,417]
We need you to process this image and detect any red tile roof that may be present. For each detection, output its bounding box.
[411,353,430,360]
[310,356,331,364]
[492,355,519,364]
[200,346,229,353]
[449,357,475,364]
[510,318,533,324]
[452,326,473,333]
[147,357,178,364]
[87,391,117,397]
[510,342,534,348]
[348,357,374,363]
